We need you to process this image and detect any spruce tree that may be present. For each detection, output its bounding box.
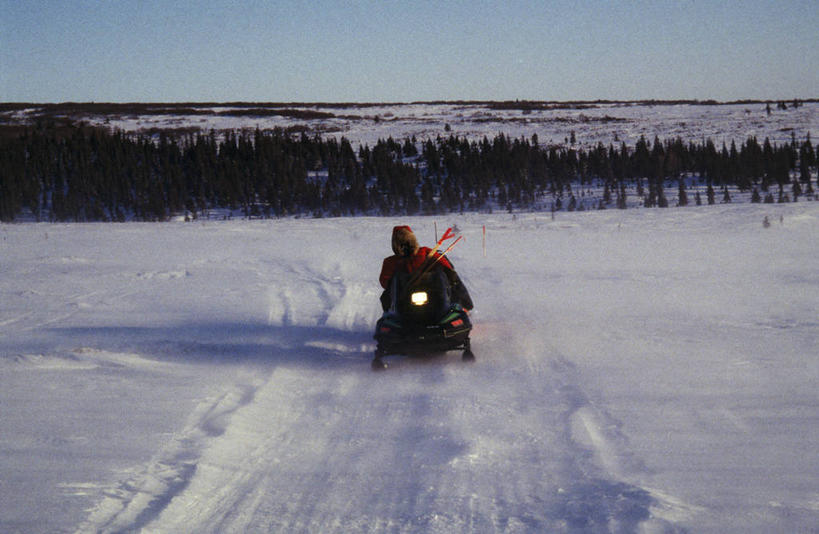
[677,179,688,206]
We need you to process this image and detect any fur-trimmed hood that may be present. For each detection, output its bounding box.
[391,225,418,257]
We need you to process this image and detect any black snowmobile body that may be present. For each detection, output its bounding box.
[373,266,473,369]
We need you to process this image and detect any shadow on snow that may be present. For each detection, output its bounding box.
[47,321,374,371]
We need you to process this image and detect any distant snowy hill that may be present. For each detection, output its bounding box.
[5,100,817,149]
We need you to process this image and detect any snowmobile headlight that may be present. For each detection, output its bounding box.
[410,291,429,306]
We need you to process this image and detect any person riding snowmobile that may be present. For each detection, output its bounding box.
[379,225,472,311]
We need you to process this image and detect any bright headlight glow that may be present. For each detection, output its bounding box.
[410,291,428,306]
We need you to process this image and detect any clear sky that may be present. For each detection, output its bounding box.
[2,0,817,103]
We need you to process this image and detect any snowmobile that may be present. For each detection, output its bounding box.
[372,264,473,370]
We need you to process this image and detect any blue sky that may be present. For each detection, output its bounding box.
[2,0,817,102]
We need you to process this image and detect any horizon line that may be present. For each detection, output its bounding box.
[2,97,818,108]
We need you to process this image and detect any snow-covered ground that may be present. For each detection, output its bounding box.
[7,101,817,150]
[2,202,817,533]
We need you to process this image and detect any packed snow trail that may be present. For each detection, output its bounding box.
[83,328,662,533]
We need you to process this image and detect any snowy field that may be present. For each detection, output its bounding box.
[1,202,817,533]
[7,101,817,150]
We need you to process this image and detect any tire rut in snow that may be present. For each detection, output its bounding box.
[77,379,262,534]
[138,333,664,532]
[138,366,473,532]
[460,329,660,532]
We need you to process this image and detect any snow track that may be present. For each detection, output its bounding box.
[79,379,264,533]
[75,254,668,532]
[85,337,668,533]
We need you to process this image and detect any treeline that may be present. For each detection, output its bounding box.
[0,125,422,221]
[0,122,816,222]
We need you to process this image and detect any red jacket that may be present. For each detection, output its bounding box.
[379,246,453,288]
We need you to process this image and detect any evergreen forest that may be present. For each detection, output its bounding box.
[0,121,816,222]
